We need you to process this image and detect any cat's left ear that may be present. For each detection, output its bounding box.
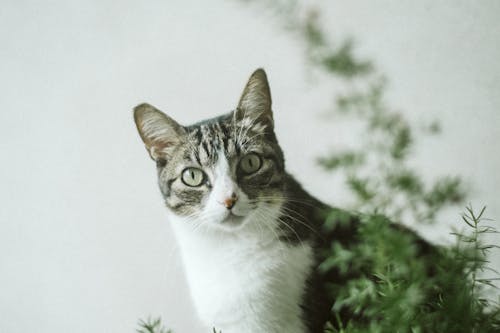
[133,103,186,163]
[235,68,274,131]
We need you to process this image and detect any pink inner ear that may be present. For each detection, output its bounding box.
[146,139,178,161]
[134,103,186,160]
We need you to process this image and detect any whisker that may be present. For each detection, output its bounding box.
[278,207,321,238]
[246,195,320,209]
[256,199,322,238]
[258,204,305,246]
[254,208,288,262]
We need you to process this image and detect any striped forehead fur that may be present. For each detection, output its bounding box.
[185,112,270,162]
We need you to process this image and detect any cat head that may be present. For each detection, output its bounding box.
[134,69,286,232]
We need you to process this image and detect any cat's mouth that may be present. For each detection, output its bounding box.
[220,211,246,228]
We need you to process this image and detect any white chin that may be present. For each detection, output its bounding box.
[214,212,247,231]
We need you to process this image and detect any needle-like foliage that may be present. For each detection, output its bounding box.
[137,317,172,333]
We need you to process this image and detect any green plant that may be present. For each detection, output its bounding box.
[137,317,172,333]
[320,206,500,332]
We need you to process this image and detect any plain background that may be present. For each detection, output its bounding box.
[1,1,499,332]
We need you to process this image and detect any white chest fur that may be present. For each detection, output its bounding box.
[170,216,313,333]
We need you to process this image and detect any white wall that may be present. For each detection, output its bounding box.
[1,1,498,332]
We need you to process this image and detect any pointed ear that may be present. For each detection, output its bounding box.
[133,103,186,162]
[236,68,273,130]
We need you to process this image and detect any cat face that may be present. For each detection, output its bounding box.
[134,69,286,231]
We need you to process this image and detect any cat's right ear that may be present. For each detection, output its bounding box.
[133,103,186,163]
[236,68,273,132]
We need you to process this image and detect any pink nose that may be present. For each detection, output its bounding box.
[222,195,238,209]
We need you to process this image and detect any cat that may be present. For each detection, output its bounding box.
[133,69,431,332]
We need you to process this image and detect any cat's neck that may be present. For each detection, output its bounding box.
[167,211,313,333]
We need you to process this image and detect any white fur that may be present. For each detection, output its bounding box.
[167,155,313,333]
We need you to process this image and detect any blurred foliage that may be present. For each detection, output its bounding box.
[317,74,466,223]
[137,1,499,332]
[137,317,221,333]
[313,9,465,222]
[249,0,467,223]
[137,317,172,333]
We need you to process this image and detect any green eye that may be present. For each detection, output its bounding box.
[181,168,205,187]
[240,153,262,174]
